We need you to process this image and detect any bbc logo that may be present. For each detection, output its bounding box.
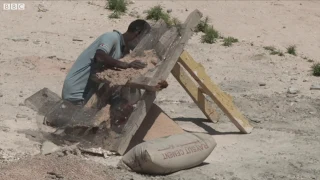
[3,3,25,10]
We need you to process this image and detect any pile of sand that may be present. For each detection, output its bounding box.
[93,50,158,86]
[0,154,117,180]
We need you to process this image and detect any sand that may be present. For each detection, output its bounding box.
[0,1,320,180]
[93,50,158,86]
[0,154,116,180]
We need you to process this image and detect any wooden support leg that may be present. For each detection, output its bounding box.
[171,63,219,123]
[178,51,253,134]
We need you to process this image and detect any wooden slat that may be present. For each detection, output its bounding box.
[178,51,253,134]
[154,27,179,61]
[111,10,203,155]
[171,63,219,123]
[24,88,61,115]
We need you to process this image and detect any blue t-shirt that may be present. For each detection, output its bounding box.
[62,30,125,102]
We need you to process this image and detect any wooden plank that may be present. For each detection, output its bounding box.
[171,63,219,123]
[178,51,253,134]
[111,10,203,155]
[200,87,233,102]
[24,88,61,115]
[154,27,179,61]
[110,90,156,153]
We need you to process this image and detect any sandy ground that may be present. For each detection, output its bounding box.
[1,1,320,180]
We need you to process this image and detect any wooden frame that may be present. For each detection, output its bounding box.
[84,9,253,155]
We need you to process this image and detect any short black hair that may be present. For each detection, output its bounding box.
[127,19,151,33]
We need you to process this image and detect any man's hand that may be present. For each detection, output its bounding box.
[128,60,147,69]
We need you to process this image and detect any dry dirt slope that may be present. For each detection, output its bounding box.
[0,1,320,180]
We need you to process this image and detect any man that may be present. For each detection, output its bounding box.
[62,19,151,106]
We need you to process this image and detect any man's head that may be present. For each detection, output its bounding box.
[123,19,151,51]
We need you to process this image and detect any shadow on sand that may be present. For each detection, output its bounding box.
[173,117,242,135]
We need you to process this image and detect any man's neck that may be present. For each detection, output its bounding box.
[122,32,130,46]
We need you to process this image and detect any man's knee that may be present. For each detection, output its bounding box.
[70,100,85,107]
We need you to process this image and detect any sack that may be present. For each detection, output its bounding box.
[122,132,216,175]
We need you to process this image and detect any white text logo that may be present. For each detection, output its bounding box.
[3,3,25,10]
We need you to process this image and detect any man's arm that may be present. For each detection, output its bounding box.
[94,49,129,69]
[94,50,147,70]
[94,33,146,69]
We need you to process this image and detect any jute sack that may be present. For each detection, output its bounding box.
[122,132,216,175]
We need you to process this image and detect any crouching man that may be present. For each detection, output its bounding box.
[61,19,151,106]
